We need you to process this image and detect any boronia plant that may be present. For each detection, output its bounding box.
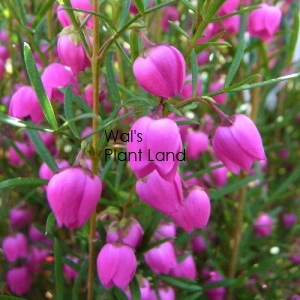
[0,0,299,299]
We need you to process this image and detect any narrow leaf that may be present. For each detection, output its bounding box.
[190,49,198,97]
[0,296,27,300]
[130,276,142,300]
[23,43,58,130]
[118,0,130,29]
[163,102,182,116]
[0,178,48,190]
[114,287,128,300]
[105,52,121,105]
[224,38,246,88]
[286,10,300,66]
[223,74,260,92]
[179,0,195,12]
[133,0,144,14]
[32,0,56,29]
[54,239,65,300]
[72,260,89,300]
[130,30,140,62]
[27,129,58,172]
[46,212,56,236]
[158,275,202,291]
[168,21,189,38]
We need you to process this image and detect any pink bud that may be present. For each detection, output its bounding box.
[218,0,239,15]
[149,285,175,300]
[253,213,273,237]
[106,218,143,249]
[136,170,183,216]
[46,166,102,230]
[97,243,137,290]
[133,44,185,99]
[204,271,226,300]
[9,86,44,124]
[179,74,202,99]
[191,235,206,253]
[247,4,282,42]
[9,207,33,228]
[58,26,91,75]
[154,221,177,240]
[41,63,78,102]
[170,253,196,280]
[9,142,33,166]
[127,116,183,181]
[161,6,179,31]
[144,241,177,274]
[171,187,211,233]
[212,114,266,174]
[2,233,28,262]
[6,266,32,295]
[282,213,297,228]
[185,130,209,160]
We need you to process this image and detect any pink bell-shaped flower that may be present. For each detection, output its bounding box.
[185,130,209,160]
[170,252,196,280]
[58,26,91,75]
[149,285,175,300]
[154,221,177,240]
[9,86,44,124]
[97,242,137,290]
[6,266,32,296]
[144,241,177,274]
[41,63,78,102]
[204,270,226,300]
[171,186,211,233]
[136,170,183,216]
[179,74,202,100]
[2,233,28,262]
[9,206,33,228]
[127,116,183,182]
[124,276,150,300]
[191,235,207,253]
[211,112,266,175]
[106,218,143,249]
[253,213,273,237]
[27,246,49,273]
[218,0,239,15]
[133,44,185,99]
[8,142,34,166]
[247,4,282,42]
[46,166,102,230]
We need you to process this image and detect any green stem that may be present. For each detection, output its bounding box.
[87,1,100,300]
[47,7,54,62]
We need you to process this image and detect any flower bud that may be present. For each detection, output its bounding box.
[171,187,211,233]
[247,4,282,42]
[149,285,175,300]
[27,246,49,273]
[106,218,143,249]
[191,235,206,253]
[136,170,183,216]
[127,116,182,182]
[97,242,137,290]
[282,213,297,228]
[6,266,32,295]
[204,270,226,300]
[9,142,34,166]
[179,74,202,100]
[133,44,185,99]
[46,166,102,230]
[170,252,196,280]
[185,130,209,160]
[2,233,28,262]
[10,206,33,228]
[212,114,266,175]
[144,241,177,274]
[154,221,177,240]
[253,213,273,237]
[58,26,91,75]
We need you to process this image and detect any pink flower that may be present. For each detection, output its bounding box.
[97,243,137,290]
[198,23,214,44]
[9,206,33,228]
[204,270,226,300]
[58,26,91,75]
[63,256,79,281]
[253,213,273,237]
[9,86,44,124]
[211,114,266,174]
[27,246,49,273]
[185,130,209,160]
[247,4,282,42]
[191,235,206,253]
[170,253,196,280]
[154,221,177,241]
[144,241,177,274]
[136,170,183,215]
[209,80,227,104]
[9,142,33,166]
[6,266,32,295]
[46,166,102,229]
[41,63,78,103]
[106,218,143,249]
[2,233,28,262]
[149,285,175,300]
[133,44,185,98]
[179,74,202,100]
[125,276,150,300]
[282,213,297,228]
[127,116,183,181]
[161,6,179,31]
[171,187,211,233]
[218,0,239,15]
[203,161,228,188]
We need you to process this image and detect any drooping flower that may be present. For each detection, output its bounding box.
[6,266,32,296]
[133,43,185,99]
[46,166,102,230]
[2,233,28,262]
[97,242,137,290]
[253,213,273,237]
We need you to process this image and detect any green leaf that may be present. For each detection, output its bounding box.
[129,276,142,300]
[158,275,202,291]
[182,102,198,112]
[26,129,58,172]
[14,0,27,25]
[31,0,56,29]
[64,85,80,138]
[130,30,140,63]
[23,43,58,130]
[114,287,128,300]
[223,74,260,92]
[190,49,198,97]
[72,260,89,300]
[46,212,56,236]
[224,38,246,88]
[179,0,195,12]
[163,102,182,117]
[132,0,144,14]
[118,0,130,29]
[212,5,260,22]
[0,296,27,300]
[105,51,121,105]
[0,178,48,190]
[54,239,65,300]
[286,9,300,66]
[168,21,189,38]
